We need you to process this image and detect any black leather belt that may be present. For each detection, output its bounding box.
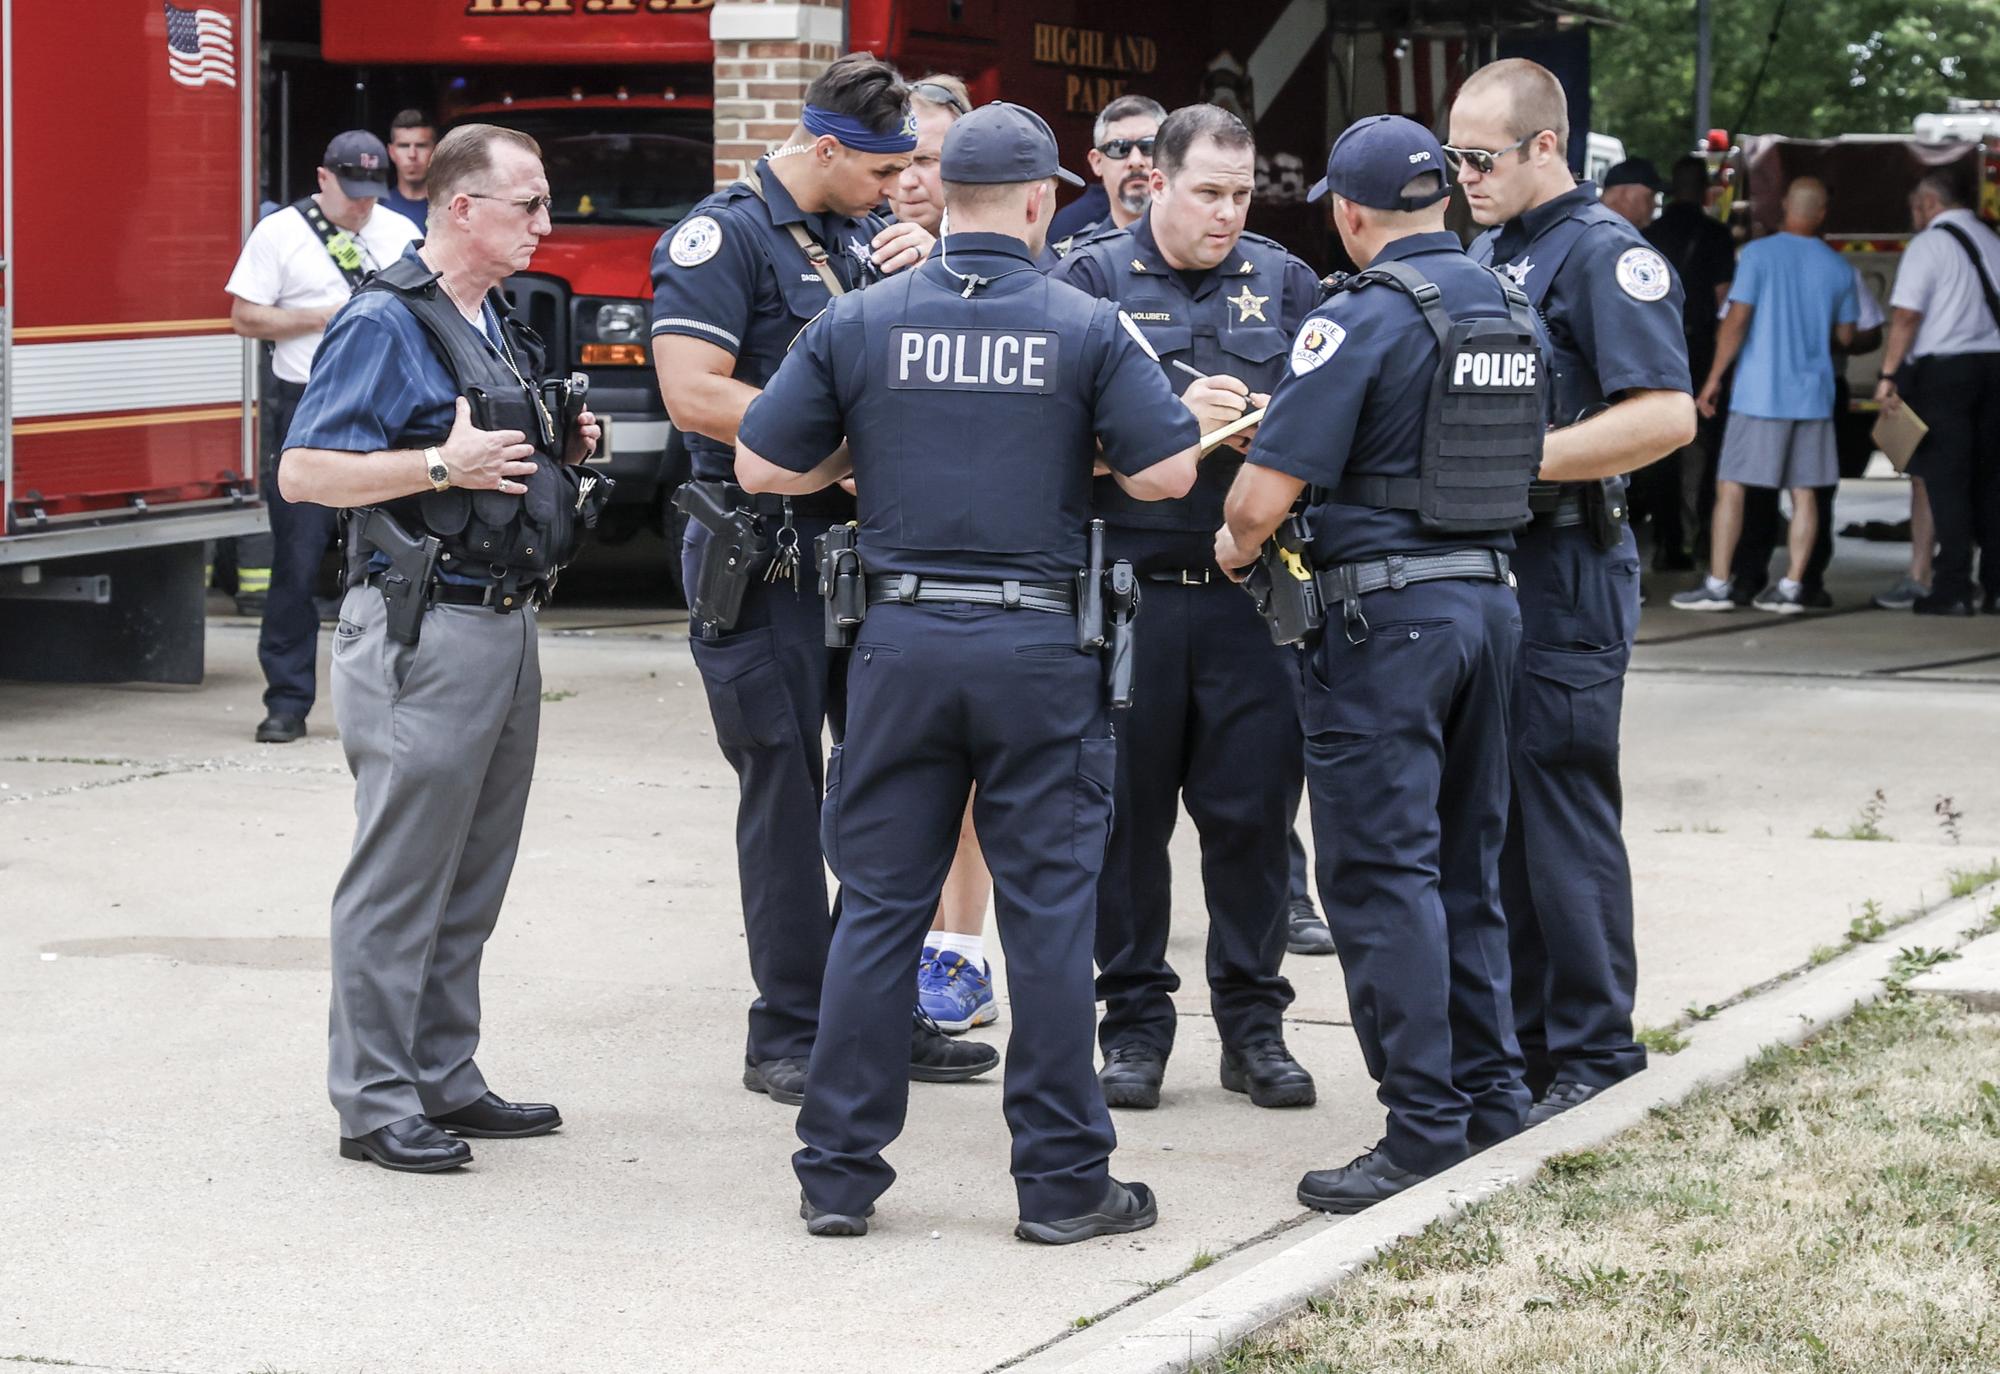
[1528,480,1587,527]
[864,574,1075,615]
[363,570,545,613]
[1314,548,1512,601]
[1144,567,1216,585]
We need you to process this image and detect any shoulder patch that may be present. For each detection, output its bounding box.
[1614,246,1672,302]
[1290,317,1346,375]
[669,215,723,268]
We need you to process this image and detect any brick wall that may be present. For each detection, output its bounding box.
[710,2,847,187]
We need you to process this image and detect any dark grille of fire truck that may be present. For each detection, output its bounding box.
[503,273,569,370]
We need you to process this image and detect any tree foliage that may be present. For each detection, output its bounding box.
[1592,0,2000,166]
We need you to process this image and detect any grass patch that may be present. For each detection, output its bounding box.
[1963,903,2000,942]
[539,688,578,703]
[1946,859,2000,901]
[1811,787,1892,842]
[1218,997,2000,1374]
[1636,1024,1690,1055]
[1189,1247,1219,1273]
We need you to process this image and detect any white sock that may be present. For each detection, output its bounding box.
[1706,575,1731,595]
[930,931,985,966]
[1779,577,1802,597]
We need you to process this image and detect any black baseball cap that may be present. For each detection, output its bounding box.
[1603,157,1667,192]
[1309,115,1448,210]
[940,102,1085,188]
[323,130,391,200]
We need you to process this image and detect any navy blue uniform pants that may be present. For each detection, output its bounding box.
[682,517,844,1067]
[1094,578,1299,1058]
[1297,577,1527,1173]
[1907,352,2000,604]
[257,379,335,718]
[796,603,1119,1223]
[1502,520,1646,1094]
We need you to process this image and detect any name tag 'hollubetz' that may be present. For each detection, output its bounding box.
[889,328,1061,394]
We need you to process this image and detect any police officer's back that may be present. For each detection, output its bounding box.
[1216,116,1545,1212]
[734,102,1203,1243]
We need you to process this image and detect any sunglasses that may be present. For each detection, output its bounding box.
[331,163,388,185]
[910,81,969,116]
[467,192,555,215]
[1440,133,1542,176]
[1096,136,1157,160]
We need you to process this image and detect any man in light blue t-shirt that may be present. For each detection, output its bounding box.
[1674,178,1857,614]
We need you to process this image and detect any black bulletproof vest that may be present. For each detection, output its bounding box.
[1334,259,1544,534]
[359,255,585,582]
[1473,199,1625,425]
[846,261,1107,580]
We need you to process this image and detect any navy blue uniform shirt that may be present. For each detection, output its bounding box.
[379,187,429,236]
[650,157,887,483]
[1249,231,1549,563]
[1479,183,1689,421]
[740,232,1198,583]
[1051,215,1322,561]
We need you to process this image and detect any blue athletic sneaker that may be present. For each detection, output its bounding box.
[916,947,999,1033]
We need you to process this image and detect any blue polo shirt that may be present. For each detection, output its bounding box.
[379,187,429,236]
[1726,232,1858,420]
[1250,231,1549,563]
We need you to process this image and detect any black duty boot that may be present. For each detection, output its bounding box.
[910,1009,998,1082]
[1015,1179,1157,1245]
[1297,1147,1426,1214]
[1526,1080,1602,1126]
[743,1056,808,1105]
[255,713,306,744]
[1097,1043,1166,1110]
[800,1190,874,1237]
[1220,1039,1317,1108]
[1285,898,1336,956]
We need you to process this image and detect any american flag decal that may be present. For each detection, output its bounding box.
[164,1,235,89]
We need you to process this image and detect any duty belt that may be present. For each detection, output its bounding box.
[1528,480,1587,528]
[864,574,1076,615]
[1144,567,1217,585]
[364,569,547,614]
[1313,548,1513,643]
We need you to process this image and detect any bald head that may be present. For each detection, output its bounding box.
[1781,176,1827,234]
[1455,59,1570,154]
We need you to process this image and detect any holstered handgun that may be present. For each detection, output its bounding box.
[816,522,865,649]
[1105,560,1139,709]
[671,480,768,633]
[347,506,441,647]
[1076,518,1107,652]
[1242,512,1325,646]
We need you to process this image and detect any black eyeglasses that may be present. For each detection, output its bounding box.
[910,82,969,116]
[467,193,555,215]
[1440,133,1541,176]
[1096,136,1157,160]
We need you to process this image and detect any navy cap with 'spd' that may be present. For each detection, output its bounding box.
[1308,114,1449,210]
[322,130,391,200]
[940,102,1085,188]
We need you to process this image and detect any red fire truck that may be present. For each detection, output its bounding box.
[1,0,262,683]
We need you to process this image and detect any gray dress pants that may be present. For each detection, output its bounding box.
[326,582,542,1136]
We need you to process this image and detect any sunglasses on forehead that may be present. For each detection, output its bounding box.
[1096,136,1156,160]
[330,163,387,184]
[1440,132,1544,176]
[909,81,969,116]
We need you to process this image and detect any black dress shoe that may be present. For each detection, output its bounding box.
[799,1190,875,1237]
[1220,1039,1317,1108]
[255,713,306,744]
[1913,592,1976,617]
[338,1115,471,1173]
[910,1009,999,1081]
[1098,1043,1166,1110]
[743,1056,808,1106]
[1015,1179,1157,1245]
[1526,1079,1602,1126]
[1297,1147,1426,1214]
[1285,899,1337,957]
[432,1091,561,1138]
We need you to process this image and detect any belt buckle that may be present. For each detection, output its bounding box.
[1179,569,1209,586]
[1384,554,1409,591]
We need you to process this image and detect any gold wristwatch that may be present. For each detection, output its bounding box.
[425,446,450,492]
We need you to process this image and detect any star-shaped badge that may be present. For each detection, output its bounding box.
[1501,257,1534,287]
[1228,284,1269,324]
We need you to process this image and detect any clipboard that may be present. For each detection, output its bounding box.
[1871,402,1928,474]
[1199,407,1267,453]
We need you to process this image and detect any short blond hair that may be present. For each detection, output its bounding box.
[1458,58,1569,155]
[427,124,542,211]
[910,73,971,119]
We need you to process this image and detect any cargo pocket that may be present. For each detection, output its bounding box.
[1071,735,1119,867]
[690,627,799,751]
[820,743,845,875]
[1518,640,1630,769]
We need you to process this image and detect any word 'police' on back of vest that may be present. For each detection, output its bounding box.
[889,328,1061,394]
[1448,346,1538,393]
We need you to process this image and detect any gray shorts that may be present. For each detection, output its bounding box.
[1717,414,1838,489]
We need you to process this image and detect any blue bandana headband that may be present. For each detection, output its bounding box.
[801,102,918,154]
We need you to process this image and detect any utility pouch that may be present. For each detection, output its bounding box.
[817,522,866,648]
[1243,512,1325,645]
[671,480,768,632]
[1585,476,1629,551]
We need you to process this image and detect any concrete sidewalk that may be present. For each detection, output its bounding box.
[3,489,1997,1374]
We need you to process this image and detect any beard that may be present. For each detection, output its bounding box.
[1115,174,1150,216]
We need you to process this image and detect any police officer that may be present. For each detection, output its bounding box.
[279,125,602,1172]
[1215,115,1545,1211]
[1050,104,1322,1112]
[735,102,1205,1242]
[1447,60,1695,1119]
[650,54,995,1104]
